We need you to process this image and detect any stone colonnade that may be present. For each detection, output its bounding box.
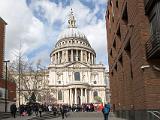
[69,88,89,105]
[51,49,95,64]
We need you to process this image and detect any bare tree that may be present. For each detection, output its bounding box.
[8,57,50,104]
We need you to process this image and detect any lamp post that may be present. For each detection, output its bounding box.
[3,60,10,112]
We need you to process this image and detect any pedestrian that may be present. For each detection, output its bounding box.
[102,103,111,120]
[34,104,39,116]
[60,105,67,119]
[52,106,57,116]
[19,104,24,116]
[10,103,17,118]
[26,105,32,116]
[39,105,43,117]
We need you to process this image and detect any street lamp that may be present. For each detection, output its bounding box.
[3,60,10,112]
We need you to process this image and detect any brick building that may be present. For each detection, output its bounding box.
[0,17,16,112]
[106,0,160,120]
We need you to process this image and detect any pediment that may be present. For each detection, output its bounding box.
[65,62,90,68]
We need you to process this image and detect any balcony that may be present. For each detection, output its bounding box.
[144,0,156,14]
[146,33,160,59]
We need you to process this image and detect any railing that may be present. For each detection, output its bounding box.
[145,33,160,59]
[147,111,160,120]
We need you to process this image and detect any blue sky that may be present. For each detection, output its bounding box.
[0,0,108,69]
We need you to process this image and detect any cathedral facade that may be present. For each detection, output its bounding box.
[48,10,109,105]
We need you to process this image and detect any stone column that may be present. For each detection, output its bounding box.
[61,51,64,63]
[75,88,77,104]
[76,50,78,61]
[94,55,96,64]
[58,52,60,64]
[55,53,57,64]
[89,90,92,103]
[71,88,73,105]
[86,51,88,63]
[81,88,83,105]
[81,50,83,62]
[66,50,68,62]
[69,89,71,105]
[84,51,86,63]
[91,54,93,64]
[92,55,94,64]
[85,89,87,103]
[88,52,91,64]
[71,50,73,62]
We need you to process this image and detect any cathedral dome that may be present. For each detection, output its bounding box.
[58,27,87,40]
[55,9,91,48]
[50,9,96,65]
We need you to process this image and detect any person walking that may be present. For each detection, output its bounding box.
[60,105,67,119]
[39,105,43,117]
[10,103,17,118]
[102,103,110,120]
[34,104,39,116]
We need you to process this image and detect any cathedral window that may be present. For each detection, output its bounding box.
[58,90,62,100]
[93,91,98,98]
[74,72,80,81]
[94,81,97,84]
[58,81,61,84]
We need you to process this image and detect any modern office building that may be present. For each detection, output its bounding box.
[106,0,160,119]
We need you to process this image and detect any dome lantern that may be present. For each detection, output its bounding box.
[68,8,77,28]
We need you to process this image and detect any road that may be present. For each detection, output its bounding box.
[2,112,126,120]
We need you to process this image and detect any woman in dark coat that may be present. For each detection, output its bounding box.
[10,103,17,118]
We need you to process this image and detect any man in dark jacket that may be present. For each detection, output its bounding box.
[102,103,110,120]
[60,105,68,119]
[10,103,17,118]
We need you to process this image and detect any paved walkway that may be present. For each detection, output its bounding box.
[2,112,126,120]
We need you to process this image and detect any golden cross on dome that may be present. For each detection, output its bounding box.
[68,8,76,28]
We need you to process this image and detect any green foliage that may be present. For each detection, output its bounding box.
[94,96,102,103]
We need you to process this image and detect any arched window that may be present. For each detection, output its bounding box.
[93,91,98,98]
[74,72,80,81]
[58,90,62,100]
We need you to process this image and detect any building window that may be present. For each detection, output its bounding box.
[58,81,61,84]
[122,4,128,24]
[116,0,118,8]
[124,40,133,79]
[149,13,156,35]
[58,90,62,100]
[119,55,123,66]
[93,91,98,98]
[111,1,114,17]
[115,64,117,71]
[112,16,114,23]
[0,88,5,98]
[111,71,113,76]
[117,25,121,40]
[125,40,131,58]
[74,72,80,81]
[110,49,113,57]
[93,81,97,84]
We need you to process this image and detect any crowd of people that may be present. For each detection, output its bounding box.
[9,102,111,120]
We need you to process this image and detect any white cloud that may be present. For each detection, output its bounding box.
[80,20,108,66]
[0,0,108,69]
[0,0,46,61]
